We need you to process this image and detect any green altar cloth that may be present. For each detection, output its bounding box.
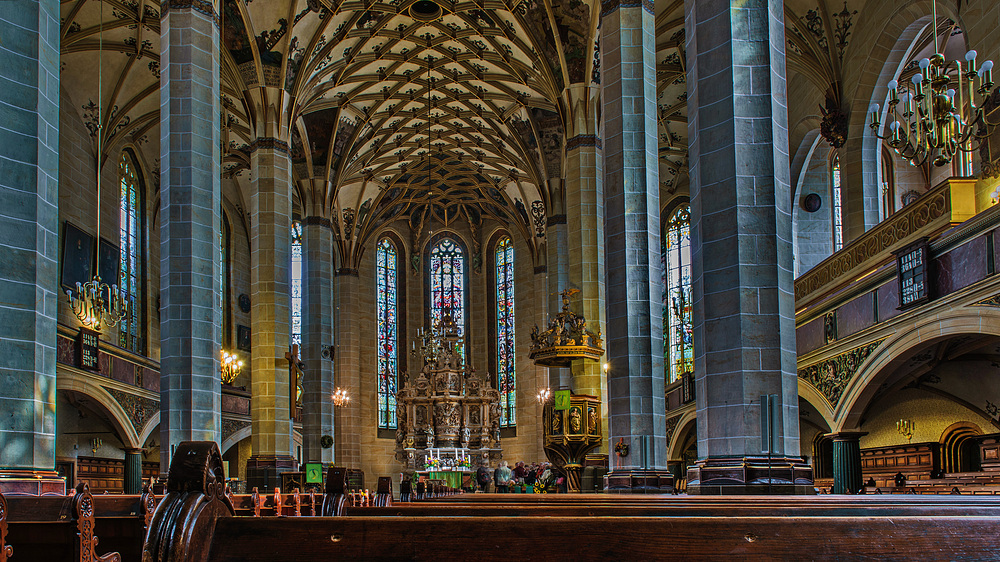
[426,471,464,488]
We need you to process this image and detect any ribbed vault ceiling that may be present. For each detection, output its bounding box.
[59,0,890,250]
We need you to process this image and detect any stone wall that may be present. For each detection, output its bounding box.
[354,221,548,487]
[860,388,995,450]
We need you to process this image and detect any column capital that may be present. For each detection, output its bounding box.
[161,0,220,25]
[249,137,290,154]
[600,0,653,17]
[566,134,602,151]
[302,216,334,230]
[828,431,868,442]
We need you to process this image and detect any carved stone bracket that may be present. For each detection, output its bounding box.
[664,414,682,445]
[222,418,252,443]
[104,387,159,438]
[971,293,1000,307]
[798,338,887,407]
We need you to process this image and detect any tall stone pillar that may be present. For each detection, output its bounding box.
[0,0,63,495]
[600,0,667,488]
[544,178,571,390]
[684,0,811,494]
[245,140,295,488]
[159,0,222,471]
[831,432,866,494]
[565,128,606,402]
[301,214,335,465]
[124,449,143,494]
[334,270,361,467]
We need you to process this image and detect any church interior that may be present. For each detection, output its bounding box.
[4,0,1000,557]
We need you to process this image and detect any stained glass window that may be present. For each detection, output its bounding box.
[118,151,143,353]
[429,237,465,364]
[290,221,303,347]
[376,238,399,429]
[495,236,516,427]
[662,206,692,383]
[832,154,843,251]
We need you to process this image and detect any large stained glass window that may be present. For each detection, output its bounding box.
[376,237,399,429]
[832,154,843,251]
[429,237,465,364]
[495,236,516,427]
[118,151,143,353]
[290,221,303,347]
[662,206,692,383]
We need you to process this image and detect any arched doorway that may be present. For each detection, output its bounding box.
[940,422,982,474]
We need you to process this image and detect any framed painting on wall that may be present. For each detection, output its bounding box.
[61,221,93,290]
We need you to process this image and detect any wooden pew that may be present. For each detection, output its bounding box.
[1,490,12,562]
[6,483,133,562]
[143,442,1000,562]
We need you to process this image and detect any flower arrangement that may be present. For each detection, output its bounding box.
[426,456,441,470]
[458,457,471,469]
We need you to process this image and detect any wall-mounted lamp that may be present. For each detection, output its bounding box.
[536,388,551,404]
[896,419,914,442]
[90,437,103,454]
[221,350,243,385]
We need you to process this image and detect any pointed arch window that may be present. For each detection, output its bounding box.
[662,205,692,384]
[290,221,303,347]
[376,237,399,429]
[118,150,144,353]
[832,154,844,251]
[880,146,895,221]
[494,236,516,427]
[429,237,466,364]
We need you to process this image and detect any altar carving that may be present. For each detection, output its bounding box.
[395,309,503,479]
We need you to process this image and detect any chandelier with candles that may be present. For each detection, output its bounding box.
[869,1,995,167]
[65,3,128,331]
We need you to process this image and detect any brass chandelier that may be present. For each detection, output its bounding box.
[220,350,243,385]
[869,0,995,167]
[66,0,128,331]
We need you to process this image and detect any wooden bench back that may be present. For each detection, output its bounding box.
[140,442,1000,562]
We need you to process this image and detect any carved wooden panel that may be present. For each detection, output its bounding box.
[77,457,124,494]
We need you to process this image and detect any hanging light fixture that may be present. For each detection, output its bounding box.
[869,0,995,167]
[536,388,551,405]
[220,350,243,385]
[332,387,351,407]
[66,1,128,331]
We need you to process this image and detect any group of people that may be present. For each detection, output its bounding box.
[475,461,563,493]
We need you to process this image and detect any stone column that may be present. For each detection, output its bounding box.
[124,449,143,494]
[600,0,668,488]
[566,132,606,402]
[245,140,295,489]
[0,0,63,495]
[831,432,866,494]
[301,216,335,465]
[334,270,361,467]
[684,0,811,494]
[159,0,222,471]
[544,178,571,390]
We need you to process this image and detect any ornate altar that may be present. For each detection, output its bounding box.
[395,310,503,479]
[529,289,604,367]
[543,394,602,492]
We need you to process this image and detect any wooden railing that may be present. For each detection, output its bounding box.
[794,177,977,308]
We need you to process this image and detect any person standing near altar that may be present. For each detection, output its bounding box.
[476,464,491,492]
[495,461,513,493]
